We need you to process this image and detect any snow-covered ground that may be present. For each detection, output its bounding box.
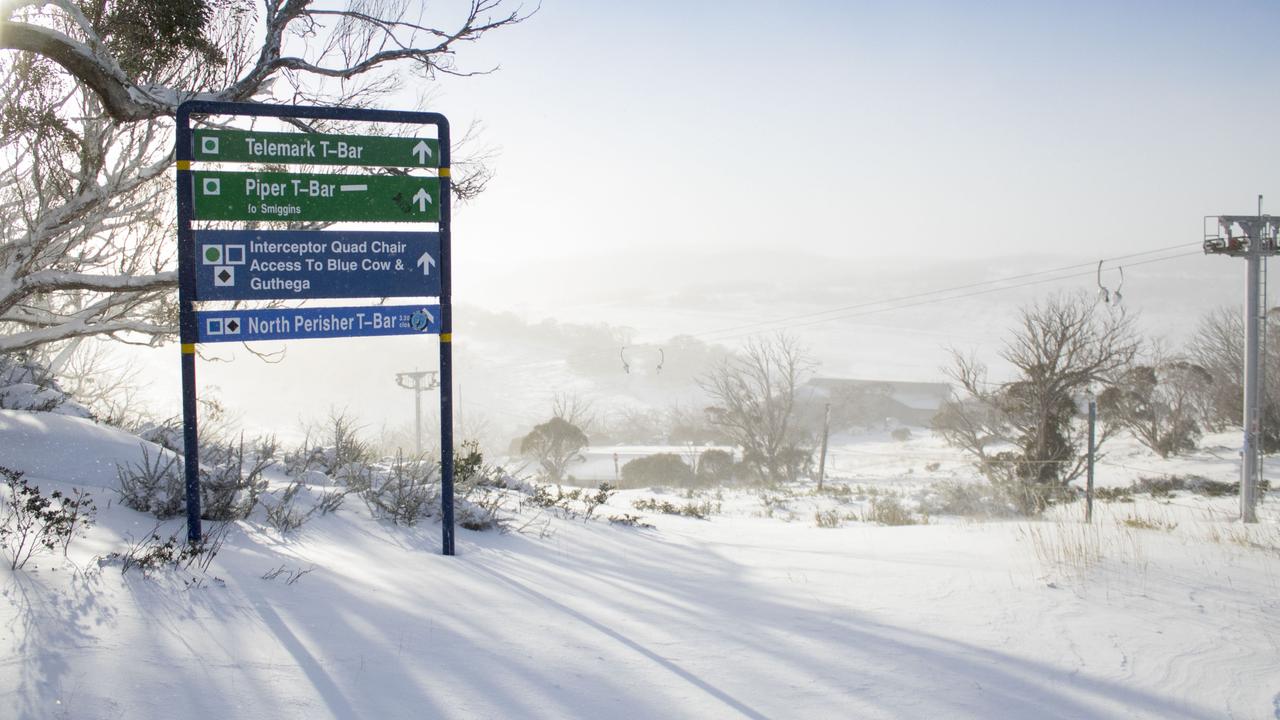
[2,411,1279,719]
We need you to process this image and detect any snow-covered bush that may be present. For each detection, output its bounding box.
[263,480,308,533]
[865,494,923,526]
[136,420,183,454]
[455,496,501,531]
[0,354,91,417]
[0,466,97,569]
[199,437,274,521]
[622,454,693,488]
[695,449,736,485]
[116,445,185,518]
[814,508,844,528]
[361,454,438,526]
[632,497,714,519]
[292,410,374,477]
[116,436,274,521]
[102,523,228,578]
[454,441,520,530]
[916,480,1016,518]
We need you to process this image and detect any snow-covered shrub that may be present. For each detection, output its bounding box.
[455,496,500,531]
[199,437,273,521]
[865,494,922,526]
[890,427,913,442]
[1134,475,1182,497]
[695,449,735,485]
[136,420,184,454]
[102,523,228,578]
[0,466,97,569]
[305,410,374,477]
[632,497,714,519]
[814,508,843,528]
[1093,486,1135,502]
[607,513,653,528]
[117,445,185,518]
[362,454,438,526]
[117,436,273,521]
[916,480,1015,518]
[621,454,693,488]
[313,487,349,515]
[0,354,91,417]
[263,480,308,533]
[453,441,520,530]
[1185,476,1248,497]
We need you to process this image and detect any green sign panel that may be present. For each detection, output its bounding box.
[193,129,440,168]
[192,170,440,222]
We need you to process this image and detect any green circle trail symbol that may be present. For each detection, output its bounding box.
[205,247,222,262]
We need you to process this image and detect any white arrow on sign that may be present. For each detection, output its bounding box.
[412,188,433,212]
[423,309,435,324]
[416,251,436,276]
[412,140,433,164]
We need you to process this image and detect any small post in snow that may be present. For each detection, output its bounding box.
[817,402,831,492]
[1086,396,1096,524]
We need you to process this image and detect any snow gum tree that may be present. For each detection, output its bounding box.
[935,293,1139,514]
[699,333,815,485]
[0,0,527,357]
[520,417,588,484]
[1097,354,1207,459]
[1185,306,1280,449]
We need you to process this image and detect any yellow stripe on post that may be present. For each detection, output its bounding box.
[176,160,191,171]
[438,167,451,178]
[440,333,452,343]
[181,343,196,354]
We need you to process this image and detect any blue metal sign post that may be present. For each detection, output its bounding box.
[176,101,454,556]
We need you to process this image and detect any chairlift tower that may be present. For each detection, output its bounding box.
[396,370,440,457]
[1203,199,1280,523]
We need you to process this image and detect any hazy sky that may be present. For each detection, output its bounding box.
[141,1,1280,442]
[432,1,1280,275]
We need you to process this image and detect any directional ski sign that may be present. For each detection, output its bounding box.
[192,170,440,222]
[195,304,441,343]
[193,129,440,168]
[177,100,457,555]
[194,229,439,301]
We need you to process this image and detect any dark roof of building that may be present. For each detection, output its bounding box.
[804,378,952,410]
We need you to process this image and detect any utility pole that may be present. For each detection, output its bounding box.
[1086,395,1096,524]
[1203,200,1280,523]
[817,402,831,491]
[395,370,439,457]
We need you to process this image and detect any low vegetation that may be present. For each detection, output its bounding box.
[0,466,96,569]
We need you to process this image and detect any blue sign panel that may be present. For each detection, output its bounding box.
[194,230,439,301]
[195,304,440,343]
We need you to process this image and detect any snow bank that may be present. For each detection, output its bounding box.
[0,409,167,489]
[1,412,1278,719]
